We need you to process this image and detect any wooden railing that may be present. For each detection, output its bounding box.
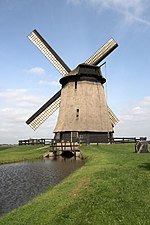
[50,142,79,152]
[80,137,138,145]
[18,138,53,145]
[111,137,138,144]
[18,137,139,146]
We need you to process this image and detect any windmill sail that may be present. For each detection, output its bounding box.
[26,90,61,130]
[107,106,119,126]
[28,29,71,76]
[85,38,118,66]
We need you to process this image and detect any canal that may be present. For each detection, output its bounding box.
[0,157,84,216]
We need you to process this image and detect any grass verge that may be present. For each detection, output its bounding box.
[0,146,13,151]
[0,145,49,164]
[0,144,150,225]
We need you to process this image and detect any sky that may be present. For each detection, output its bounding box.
[0,0,150,144]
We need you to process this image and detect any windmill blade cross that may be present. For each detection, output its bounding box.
[85,38,118,66]
[28,29,71,76]
[26,90,61,130]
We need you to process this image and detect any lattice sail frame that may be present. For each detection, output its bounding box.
[28,30,70,76]
[107,106,119,126]
[85,38,118,66]
[29,96,61,130]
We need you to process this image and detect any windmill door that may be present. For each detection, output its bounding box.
[71,132,78,142]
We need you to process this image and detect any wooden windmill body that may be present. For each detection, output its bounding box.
[26,30,118,143]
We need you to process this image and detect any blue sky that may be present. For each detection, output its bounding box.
[0,0,150,144]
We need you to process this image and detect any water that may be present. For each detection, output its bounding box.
[0,157,83,216]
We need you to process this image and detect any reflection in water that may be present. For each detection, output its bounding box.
[0,157,83,216]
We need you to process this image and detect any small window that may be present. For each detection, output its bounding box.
[75,81,77,89]
[76,109,79,118]
[79,135,83,139]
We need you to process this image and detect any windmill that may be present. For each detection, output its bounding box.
[26,29,118,143]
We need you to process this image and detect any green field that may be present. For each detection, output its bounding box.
[0,146,13,151]
[0,145,49,164]
[0,144,150,225]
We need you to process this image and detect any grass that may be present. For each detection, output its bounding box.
[0,144,150,225]
[0,145,49,164]
[0,146,13,151]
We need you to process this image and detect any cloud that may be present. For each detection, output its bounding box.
[0,107,57,144]
[115,96,150,139]
[0,89,45,124]
[27,67,45,75]
[0,89,44,107]
[0,89,58,144]
[139,96,150,106]
[38,80,60,87]
[67,0,150,25]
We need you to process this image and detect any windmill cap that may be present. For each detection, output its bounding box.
[60,63,106,85]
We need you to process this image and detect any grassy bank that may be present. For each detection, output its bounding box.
[0,144,150,225]
[0,146,13,151]
[0,145,49,164]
